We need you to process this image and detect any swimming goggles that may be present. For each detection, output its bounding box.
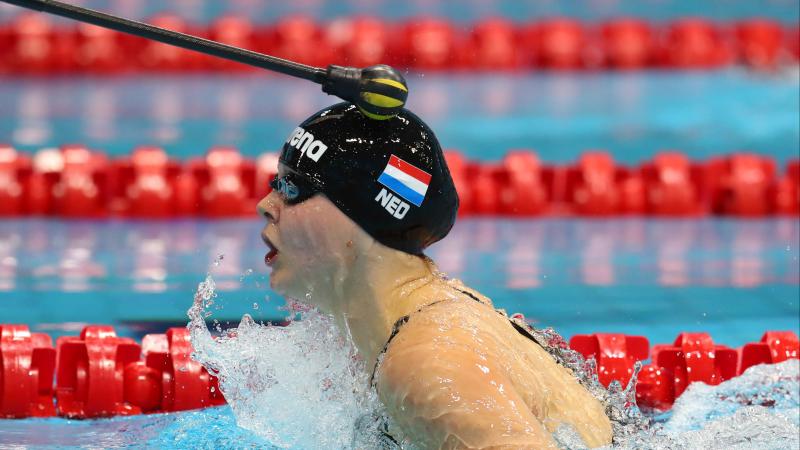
[269,172,319,205]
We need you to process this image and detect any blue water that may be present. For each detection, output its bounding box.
[1,0,798,23]
[1,218,797,347]
[0,357,796,449]
[1,2,799,444]
[1,71,799,165]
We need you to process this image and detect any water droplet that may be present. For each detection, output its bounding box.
[253,302,259,310]
[210,386,215,393]
[187,299,387,448]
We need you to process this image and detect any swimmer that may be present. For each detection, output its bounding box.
[257,103,613,449]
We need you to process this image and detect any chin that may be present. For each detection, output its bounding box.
[267,266,287,294]
[269,268,301,298]
[268,276,282,293]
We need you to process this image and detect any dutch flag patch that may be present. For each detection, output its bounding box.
[377,155,431,207]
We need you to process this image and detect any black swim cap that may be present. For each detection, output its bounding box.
[278,103,459,255]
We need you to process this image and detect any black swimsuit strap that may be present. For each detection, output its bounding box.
[367,287,543,446]
[370,299,448,387]
[370,288,486,387]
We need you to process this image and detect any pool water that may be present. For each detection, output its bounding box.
[2,71,799,165]
[1,218,797,346]
[1,2,799,442]
[0,298,797,449]
[1,217,798,448]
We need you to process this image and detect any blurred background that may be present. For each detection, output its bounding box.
[0,0,798,347]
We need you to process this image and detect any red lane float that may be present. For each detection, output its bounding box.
[109,146,201,217]
[463,18,521,70]
[0,325,56,418]
[641,152,702,216]
[1,325,798,418]
[660,19,733,69]
[739,331,800,373]
[706,153,778,216]
[616,166,647,214]
[0,146,796,218]
[565,152,621,216]
[778,159,800,214]
[443,150,472,216]
[636,333,739,409]
[51,145,108,217]
[569,330,799,411]
[467,162,501,215]
[735,20,785,69]
[0,145,30,216]
[131,328,225,412]
[1,324,225,419]
[56,326,141,418]
[788,26,800,61]
[601,19,656,69]
[3,16,796,74]
[570,333,649,387]
[651,333,739,397]
[3,13,64,74]
[521,19,588,69]
[325,17,390,68]
[190,147,257,217]
[74,23,126,74]
[499,151,549,215]
[111,146,172,217]
[397,18,457,70]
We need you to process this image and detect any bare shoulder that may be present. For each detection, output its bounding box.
[374,294,613,448]
[375,299,559,449]
[377,300,495,385]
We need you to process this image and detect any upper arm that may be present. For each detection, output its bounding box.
[376,330,559,450]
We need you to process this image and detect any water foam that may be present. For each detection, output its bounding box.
[500,318,649,445]
[184,265,798,449]
[187,273,388,449]
[609,360,800,450]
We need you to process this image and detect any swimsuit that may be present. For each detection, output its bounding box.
[365,287,555,448]
[370,287,545,388]
[363,287,635,448]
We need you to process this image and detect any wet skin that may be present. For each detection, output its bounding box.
[257,167,612,449]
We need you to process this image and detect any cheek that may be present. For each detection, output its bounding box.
[280,202,354,266]
[282,212,322,256]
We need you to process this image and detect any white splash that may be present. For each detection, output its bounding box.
[509,324,649,445]
[184,265,798,449]
[187,274,388,449]
[608,360,800,450]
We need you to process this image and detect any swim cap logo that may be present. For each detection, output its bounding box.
[374,155,431,220]
[286,127,328,162]
[375,188,410,219]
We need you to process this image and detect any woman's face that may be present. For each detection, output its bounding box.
[257,166,361,311]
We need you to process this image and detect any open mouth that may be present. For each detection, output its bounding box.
[264,237,279,266]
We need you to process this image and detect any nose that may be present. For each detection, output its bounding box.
[257,191,281,223]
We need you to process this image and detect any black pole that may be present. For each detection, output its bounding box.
[1,0,411,119]
[1,0,327,83]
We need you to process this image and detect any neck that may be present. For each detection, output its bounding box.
[326,246,447,370]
